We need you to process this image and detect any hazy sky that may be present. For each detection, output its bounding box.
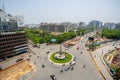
[0,0,120,24]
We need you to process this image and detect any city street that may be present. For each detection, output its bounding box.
[0,0,120,80]
[28,35,104,80]
[92,40,120,80]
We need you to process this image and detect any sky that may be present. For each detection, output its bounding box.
[0,0,120,24]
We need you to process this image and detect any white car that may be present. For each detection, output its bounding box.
[70,61,76,66]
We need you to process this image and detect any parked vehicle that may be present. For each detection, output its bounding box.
[16,58,23,62]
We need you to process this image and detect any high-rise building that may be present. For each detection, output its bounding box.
[116,23,120,30]
[88,20,102,28]
[0,22,18,33]
[0,5,5,22]
[0,5,24,27]
[0,5,28,61]
[104,23,116,29]
[0,32,28,61]
[78,22,86,28]
[5,15,24,27]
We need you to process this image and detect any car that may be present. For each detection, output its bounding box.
[50,74,56,80]
[83,64,86,68]
[46,51,50,54]
[70,61,76,66]
[73,57,76,61]
[33,45,37,47]
[80,51,83,54]
[0,66,2,70]
[71,66,74,70]
[0,59,4,62]
[64,66,70,71]
[16,58,23,62]
[50,48,53,50]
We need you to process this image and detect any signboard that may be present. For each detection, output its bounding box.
[51,38,56,43]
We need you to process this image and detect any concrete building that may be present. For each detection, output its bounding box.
[116,23,120,30]
[0,32,28,61]
[5,15,24,27]
[0,5,28,61]
[78,22,86,28]
[88,20,102,28]
[0,5,5,22]
[0,5,24,27]
[0,22,18,33]
[25,24,39,28]
[40,23,68,32]
[104,23,116,29]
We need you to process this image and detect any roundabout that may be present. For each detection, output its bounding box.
[49,52,73,65]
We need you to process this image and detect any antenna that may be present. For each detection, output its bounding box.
[2,5,5,14]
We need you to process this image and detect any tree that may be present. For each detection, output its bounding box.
[102,29,120,39]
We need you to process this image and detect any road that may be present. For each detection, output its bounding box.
[28,34,104,80]
[92,40,120,80]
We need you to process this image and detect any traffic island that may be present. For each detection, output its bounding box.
[49,52,73,65]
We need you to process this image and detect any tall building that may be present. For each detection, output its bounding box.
[0,22,18,33]
[104,23,116,29]
[116,23,120,30]
[0,5,28,61]
[88,20,102,28]
[78,22,86,28]
[0,32,28,60]
[5,15,24,27]
[0,5,24,27]
[0,5,5,22]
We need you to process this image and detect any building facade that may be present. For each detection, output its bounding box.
[0,32,28,60]
[78,22,86,28]
[0,5,24,27]
[88,20,102,28]
[40,23,68,32]
[104,23,116,29]
[116,23,120,30]
[0,5,27,61]
[0,22,18,33]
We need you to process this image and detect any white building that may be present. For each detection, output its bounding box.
[0,5,24,27]
[0,5,5,22]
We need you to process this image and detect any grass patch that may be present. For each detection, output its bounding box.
[50,52,72,63]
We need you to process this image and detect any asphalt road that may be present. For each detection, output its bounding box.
[92,40,120,80]
[28,35,104,80]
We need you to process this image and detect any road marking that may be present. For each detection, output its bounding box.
[89,51,106,80]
